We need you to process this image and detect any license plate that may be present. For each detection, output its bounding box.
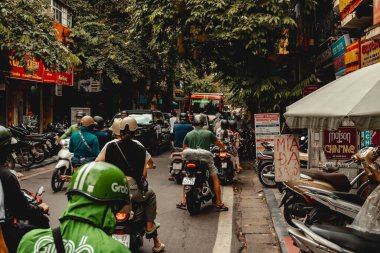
[112,234,130,248]
[182,177,196,185]
[173,163,182,170]
[222,162,227,169]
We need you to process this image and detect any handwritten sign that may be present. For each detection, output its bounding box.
[274,135,300,182]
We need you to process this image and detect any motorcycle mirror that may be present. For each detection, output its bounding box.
[37,186,45,196]
[300,136,306,141]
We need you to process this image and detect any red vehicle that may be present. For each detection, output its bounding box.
[189,93,223,116]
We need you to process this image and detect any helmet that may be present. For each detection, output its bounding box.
[228,120,237,130]
[179,113,189,121]
[93,116,105,129]
[120,117,138,132]
[110,118,122,136]
[0,126,12,146]
[76,111,85,118]
[81,116,96,127]
[193,114,205,126]
[221,119,229,130]
[67,162,130,205]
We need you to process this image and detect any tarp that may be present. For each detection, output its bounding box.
[284,62,380,131]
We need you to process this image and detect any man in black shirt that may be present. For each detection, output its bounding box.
[0,126,49,253]
[96,117,165,253]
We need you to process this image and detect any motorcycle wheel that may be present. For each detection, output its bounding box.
[283,198,308,228]
[5,155,15,170]
[357,180,378,200]
[33,144,46,164]
[258,163,276,188]
[186,189,201,216]
[17,147,35,168]
[51,167,65,192]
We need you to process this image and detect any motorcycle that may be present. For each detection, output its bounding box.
[169,148,185,185]
[256,142,276,188]
[182,149,216,215]
[51,139,75,192]
[212,146,235,185]
[288,184,380,253]
[238,128,255,160]
[281,146,380,227]
[6,134,35,169]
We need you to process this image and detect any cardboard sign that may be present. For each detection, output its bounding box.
[274,135,300,182]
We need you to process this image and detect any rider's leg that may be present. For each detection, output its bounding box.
[211,175,222,205]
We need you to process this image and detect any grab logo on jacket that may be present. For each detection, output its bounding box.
[34,235,94,253]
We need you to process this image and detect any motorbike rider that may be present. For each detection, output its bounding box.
[97,117,165,252]
[228,119,242,173]
[0,126,49,253]
[69,116,100,165]
[93,115,113,149]
[168,113,193,181]
[216,119,234,145]
[17,162,132,253]
[177,114,229,211]
[58,111,85,142]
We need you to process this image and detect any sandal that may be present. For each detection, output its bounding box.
[176,202,186,210]
[152,243,165,253]
[146,222,161,239]
[215,203,229,212]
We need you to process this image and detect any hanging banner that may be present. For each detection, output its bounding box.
[374,0,380,25]
[274,135,300,182]
[361,39,380,67]
[254,113,281,154]
[323,127,357,159]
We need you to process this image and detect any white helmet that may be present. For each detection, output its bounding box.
[110,118,122,136]
[120,117,138,132]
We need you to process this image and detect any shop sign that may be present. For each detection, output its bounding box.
[345,40,360,74]
[374,0,380,25]
[361,130,371,148]
[303,85,319,97]
[340,0,364,19]
[323,127,357,159]
[254,113,281,155]
[43,68,74,86]
[361,39,380,67]
[331,35,351,78]
[315,48,332,67]
[274,135,300,182]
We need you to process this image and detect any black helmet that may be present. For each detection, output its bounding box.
[221,119,229,129]
[93,116,105,129]
[0,126,12,164]
[76,111,85,118]
[179,113,189,121]
[228,120,237,130]
[193,114,205,126]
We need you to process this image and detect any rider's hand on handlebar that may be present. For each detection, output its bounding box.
[39,203,49,214]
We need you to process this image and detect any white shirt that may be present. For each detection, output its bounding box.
[170,117,178,133]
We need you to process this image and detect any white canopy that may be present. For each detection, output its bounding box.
[285,62,380,130]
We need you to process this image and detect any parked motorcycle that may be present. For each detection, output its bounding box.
[6,134,35,169]
[169,148,185,185]
[212,146,234,185]
[238,128,255,160]
[288,184,380,253]
[51,139,74,192]
[256,142,276,188]
[281,146,380,227]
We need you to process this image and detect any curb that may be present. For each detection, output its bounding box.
[263,188,289,253]
[16,156,58,172]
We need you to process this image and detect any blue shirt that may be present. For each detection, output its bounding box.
[173,122,193,148]
[69,127,100,158]
[93,130,113,150]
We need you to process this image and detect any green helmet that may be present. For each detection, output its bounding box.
[67,162,130,205]
[0,126,11,146]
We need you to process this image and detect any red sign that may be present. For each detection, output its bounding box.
[323,127,357,159]
[8,56,73,86]
[341,0,364,19]
[303,85,319,97]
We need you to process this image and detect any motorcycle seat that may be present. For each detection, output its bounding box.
[262,150,273,156]
[332,191,365,205]
[309,224,380,253]
[301,171,351,192]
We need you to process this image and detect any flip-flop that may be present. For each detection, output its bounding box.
[215,203,229,212]
[176,202,186,210]
[152,243,165,253]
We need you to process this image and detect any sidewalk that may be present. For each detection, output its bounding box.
[235,161,280,253]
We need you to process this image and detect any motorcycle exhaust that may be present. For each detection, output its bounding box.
[262,173,275,179]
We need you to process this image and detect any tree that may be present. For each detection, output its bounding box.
[0,0,77,71]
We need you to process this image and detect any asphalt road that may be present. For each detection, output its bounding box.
[20,151,239,253]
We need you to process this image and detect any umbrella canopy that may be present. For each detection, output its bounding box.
[285,62,380,131]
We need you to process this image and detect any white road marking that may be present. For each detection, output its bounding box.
[212,186,234,253]
[20,167,56,180]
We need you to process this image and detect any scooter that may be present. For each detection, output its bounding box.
[281,146,380,227]
[288,185,380,253]
[169,148,185,185]
[51,139,74,192]
[256,142,275,188]
[212,146,235,185]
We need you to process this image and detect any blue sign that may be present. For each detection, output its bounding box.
[331,34,350,59]
[361,131,371,148]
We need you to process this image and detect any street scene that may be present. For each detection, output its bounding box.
[2,0,380,253]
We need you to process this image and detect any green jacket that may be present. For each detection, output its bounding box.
[17,195,131,253]
[60,124,80,140]
[69,127,100,158]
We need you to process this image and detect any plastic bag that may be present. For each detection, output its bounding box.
[182,148,216,171]
[349,184,380,234]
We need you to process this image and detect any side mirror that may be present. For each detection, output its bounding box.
[37,186,45,196]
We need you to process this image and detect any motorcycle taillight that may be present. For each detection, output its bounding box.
[186,163,196,168]
[115,212,127,222]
